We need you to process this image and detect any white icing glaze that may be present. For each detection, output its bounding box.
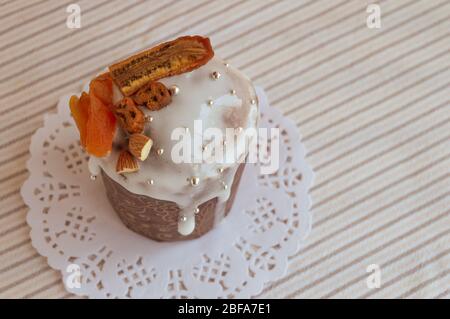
[89,57,258,236]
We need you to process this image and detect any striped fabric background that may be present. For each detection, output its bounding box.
[0,0,449,298]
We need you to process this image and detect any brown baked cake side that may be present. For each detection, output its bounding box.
[101,163,246,241]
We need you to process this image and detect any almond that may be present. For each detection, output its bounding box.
[129,133,153,161]
[116,150,139,174]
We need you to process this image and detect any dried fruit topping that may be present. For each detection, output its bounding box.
[89,72,113,106]
[109,35,214,96]
[112,97,145,134]
[85,93,116,157]
[133,81,172,111]
[69,92,90,147]
[69,73,116,157]
[116,150,139,174]
[129,133,153,161]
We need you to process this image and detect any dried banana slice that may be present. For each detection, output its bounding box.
[109,35,214,96]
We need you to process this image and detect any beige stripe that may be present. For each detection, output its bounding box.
[22,278,63,299]
[253,0,425,87]
[0,131,34,151]
[0,221,27,238]
[361,250,450,298]
[0,0,142,70]
[0,0,14,7]
[0,266,50,294]
[214,0,317,50]
[314,154,450,227]
[307,74,449,159]
[314,102,450,205]
[63,293,78,299]
[303,139,450,253]
[274,33,450,112]
[322,229,450,298]
[0,239,31,257]
[0,151,29,168]
[434,289,450,299]
[285,208,450,298]
[0,0,106,51]
[313,96,450,172]
[0,169,27,185]
[306,175,450,258]
[280,30,449,117]
[224,0,350,60]
[397,269,450,299]
[300,56,450,130]
[310,115,450,192]
[0,189,20,202]
[0,204,26,220]
[304,61,450,147]
[294,42,449,125]
[0,0,49,20]
[0,253,40,274]
[262,176,450,294]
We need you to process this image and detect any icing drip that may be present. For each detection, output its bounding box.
[89,57,258,236]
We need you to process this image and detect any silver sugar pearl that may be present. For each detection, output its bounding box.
[190,177,200,186]
[146,179,154,185]
[218,167,224,173]
[224,62,230,67]
[221,182,228,190]
[169,85,180,96]
[230,89,236,95]
[207,99,214,106]
[195,208,200,214]
[180,215,187,222]
[157,148,164,156]
[250,99,257,105]
[90,174,97,181]
[211,71,221,80]
[145,115,153,123]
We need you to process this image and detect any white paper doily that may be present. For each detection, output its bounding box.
[21,87,314,298]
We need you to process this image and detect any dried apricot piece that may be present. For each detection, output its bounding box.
[133,81,172,111]
[69,92,90,147]
[89,72,113,106]
[109,35,214,96]
[112,97,145,134]
[85,92,116,157]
